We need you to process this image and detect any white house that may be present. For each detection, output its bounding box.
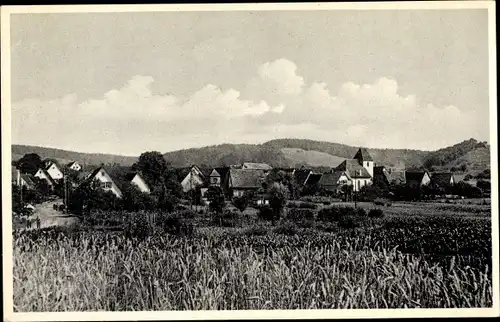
[127,172,151,194]
[67,161,82,171]
[180,165,206,193]
[45,162,64,181]
[86,167,123,198]
[34,168,55,187]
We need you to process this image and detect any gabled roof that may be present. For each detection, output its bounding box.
[66,161,81,167]
[242,162,272,170]
[453,173,467,183]
[35,168,56,185]
[353,148,374,162]
[431,172,454,187]
[293,169,312,185]
[229,169,266,189]
[405,171,429,184]
[305,173,322,186]
[318,171,347,186]
[387,170,406,185]
[212,167,230,180]
[335,160,371,178]
[20,174,35,187]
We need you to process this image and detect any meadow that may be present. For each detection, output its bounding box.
[12,200,493,311]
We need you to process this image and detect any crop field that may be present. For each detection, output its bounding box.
[13,199,493,312]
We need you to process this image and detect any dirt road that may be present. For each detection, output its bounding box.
[29,199,80,229]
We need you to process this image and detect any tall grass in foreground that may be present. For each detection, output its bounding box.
[13,232,492,311]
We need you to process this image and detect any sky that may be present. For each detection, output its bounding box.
[10,9,491,156]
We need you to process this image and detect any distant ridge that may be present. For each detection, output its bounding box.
[12,138,490,173]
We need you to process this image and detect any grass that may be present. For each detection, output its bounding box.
[12,200,493,311]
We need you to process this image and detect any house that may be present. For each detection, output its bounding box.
[452,173,467,184]
[405,171,431,188]
[121,172,151,194]
[44,160,64,181]
[431,172,455,192]
[317,171,351,193]
[85,166,123,198]
[242,162,272,171]
[179,165,209,193]
[304,173,322,186]
[227,169,267,198]
[12,166,36,189]
[67,161,82,171]
[387,170,407,186]
[373,166,391,188]
[293,169,313,186]
[34,168,55,187]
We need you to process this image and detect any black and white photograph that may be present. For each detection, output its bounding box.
[1,2,498,320]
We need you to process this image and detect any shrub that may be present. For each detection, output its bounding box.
[124,213,152,240]
[257,205,274,222]
[206,186,225,214]
[368,208,384,218]
[233,195,249,213]
[317,206,361,222]
[287,208,315,222]
[157,212,194,236]
[212,209,240,227]
[373,198,386,206]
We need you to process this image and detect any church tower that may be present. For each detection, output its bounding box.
[353,147,374,178]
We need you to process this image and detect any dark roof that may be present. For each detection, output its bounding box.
[20,174,35,187]
[229,169,266,189]
[318,172,344,186]
[305,173,322,186]
[431,172,454,187]
[335,160,371,178]
[353,148,374,162]
[242,162,272,170]
[387,170,406,185]
[294,169,312,185]
[373,166,390,185]
[66,161,77,167]
[309,166,333,173]
[405,171,428,184]
[453,173,466,183]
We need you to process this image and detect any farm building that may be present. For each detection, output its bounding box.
[317,171,351,193]
[431,172,455,192]
[293,169,313,185]
[227,169,267,198]
[43,160,64,181]
[34,168,55,187]
[178,165,211,193]
[405,171,431,188]
[304,173,322,186]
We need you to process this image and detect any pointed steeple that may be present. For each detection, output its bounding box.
[353,147,373,163]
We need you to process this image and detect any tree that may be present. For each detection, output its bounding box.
[357,184,383,202]
[121,182,156,211]
[206,186,225,214]
[268,182,289,223]
[132,151,167,187]
[68,180,119,215]
[17,153,42,174]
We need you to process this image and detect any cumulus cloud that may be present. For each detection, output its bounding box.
[11,58,486,155]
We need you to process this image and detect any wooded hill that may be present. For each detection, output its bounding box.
[12,138,490,173]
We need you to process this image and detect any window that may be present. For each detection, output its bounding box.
[101,182,112,189]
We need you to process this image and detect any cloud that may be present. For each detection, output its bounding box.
[12,58,487,155]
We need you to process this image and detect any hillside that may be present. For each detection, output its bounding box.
[280,148,346,168]
[162,144,291,168]
[263,139,429,168]
[12,138,490,173]
[11,145,138,167]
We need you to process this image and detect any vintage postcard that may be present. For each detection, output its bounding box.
[1,2,498,321]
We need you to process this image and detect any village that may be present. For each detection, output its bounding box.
[12,147,488,219]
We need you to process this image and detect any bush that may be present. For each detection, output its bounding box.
[233,195,249,213]
[373,198,386,206]
[124,213,152,240]
[157,213,194,236]
[286,208,315,222]
[212,209,240,227]
[257,205,274,222]
[317,206,361,222]
[368,208,384,218]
